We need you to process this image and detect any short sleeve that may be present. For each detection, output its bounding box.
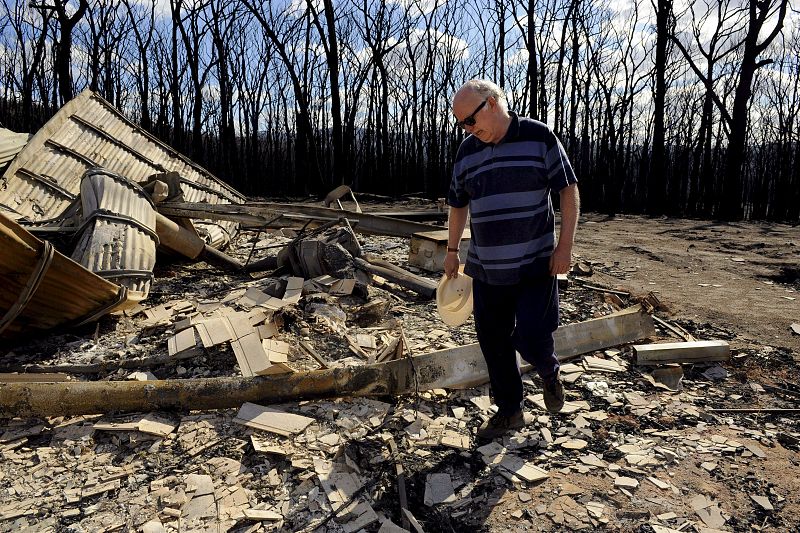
[544,129,577,192]
[447,144,471,208]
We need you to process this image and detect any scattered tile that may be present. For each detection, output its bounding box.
[561,439,588,450]
[700,461,718,473]
[750,494,774,511]
[586,501,605,519]
[744,442,767,458]
[424,473,456,506]
[243,508,282,521]
[614,477,639,489]
[498,454,549,483]
[234,402,315,436]
[647,476,672,490]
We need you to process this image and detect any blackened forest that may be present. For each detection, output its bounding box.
[1,0,798,221]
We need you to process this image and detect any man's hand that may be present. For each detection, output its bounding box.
[549,244,572,275]
[444,251,461,279]
[551,183,579,276]
[445,205,468,279]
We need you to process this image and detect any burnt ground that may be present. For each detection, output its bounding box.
[574,213,799,354]
[0,205,798,532]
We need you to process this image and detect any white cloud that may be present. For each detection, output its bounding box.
[386,0,441,18]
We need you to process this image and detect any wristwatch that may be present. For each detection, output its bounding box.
[447,247,459,253]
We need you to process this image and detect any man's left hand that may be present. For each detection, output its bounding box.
[549,244,572,275]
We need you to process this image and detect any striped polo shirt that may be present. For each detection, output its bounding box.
[447,112,577,285]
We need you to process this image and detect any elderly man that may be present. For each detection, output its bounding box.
[444,79,580,440]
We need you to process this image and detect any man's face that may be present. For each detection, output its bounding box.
[453,91,498,144]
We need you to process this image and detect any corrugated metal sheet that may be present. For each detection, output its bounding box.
[0,128,32,173]
[0,90,245,242]
[0,211,128,340]
[71,169,157,303]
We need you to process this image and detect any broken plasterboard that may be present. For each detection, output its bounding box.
[233,402,314,436]
[283,277,304,304]
[226,314,271,376]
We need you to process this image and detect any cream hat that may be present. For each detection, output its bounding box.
[436,266,474,326]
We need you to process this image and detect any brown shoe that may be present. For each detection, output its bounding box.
[543,372,565,413]
[477,410,532,440]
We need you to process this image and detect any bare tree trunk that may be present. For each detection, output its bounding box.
[526,0,537,116]
[720,0,788,220]
[649,0,672,215]
[32,0,88,105]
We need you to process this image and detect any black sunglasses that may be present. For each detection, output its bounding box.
[455,99,488,129]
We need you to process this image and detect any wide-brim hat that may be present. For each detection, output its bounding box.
[436,266,473,326]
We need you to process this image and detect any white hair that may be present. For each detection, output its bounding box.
[461,79,508,111]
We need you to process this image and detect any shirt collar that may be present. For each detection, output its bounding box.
[498,112,520,144]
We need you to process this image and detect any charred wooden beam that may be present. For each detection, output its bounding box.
[354,255,438,299]
[157,201,442,238]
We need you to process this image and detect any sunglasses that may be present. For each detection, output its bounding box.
[455,99,488,129]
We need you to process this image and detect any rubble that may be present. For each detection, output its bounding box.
[0,95,798,532]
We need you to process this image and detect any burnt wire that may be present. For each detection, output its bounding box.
[399,324,421,412]
[243,214,285,266]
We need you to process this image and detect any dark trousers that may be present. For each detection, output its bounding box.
[472,275,560,415]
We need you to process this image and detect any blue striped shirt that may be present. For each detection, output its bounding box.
[447,113,577,285]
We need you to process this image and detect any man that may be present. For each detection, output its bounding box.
[445,79,580,440]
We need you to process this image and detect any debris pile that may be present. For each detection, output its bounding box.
[1,92,798,532]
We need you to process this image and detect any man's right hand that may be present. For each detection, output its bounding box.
[444,251,460,279]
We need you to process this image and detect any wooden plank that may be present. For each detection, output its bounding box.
[553,305,655,359]
[233,402,314,436]
[376,335,402,363]
[299,341,332,369]
[384,436,410,530]
[634,340,730,365]
[653,315,697,342]
[354,256,437,299]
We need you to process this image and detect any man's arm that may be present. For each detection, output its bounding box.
[550,183,580,275]
[444,205,468,279]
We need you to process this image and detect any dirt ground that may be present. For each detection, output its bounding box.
[572,213,799,354]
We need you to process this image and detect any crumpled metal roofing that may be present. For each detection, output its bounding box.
[72,168,159,303]
[0,128,32,171]
[0,90,244,242]
[0,210,128,340]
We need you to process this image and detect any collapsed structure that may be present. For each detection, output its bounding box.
[1,93,794,533]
